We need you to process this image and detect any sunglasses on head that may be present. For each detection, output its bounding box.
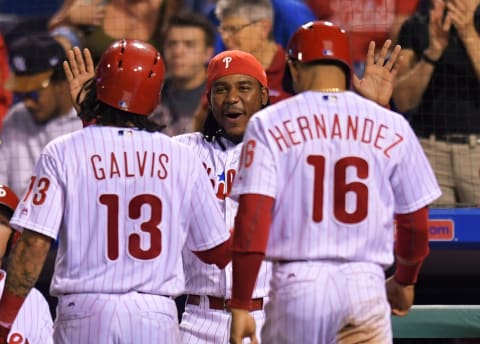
[13,90,40,102]
[13,79,50,103]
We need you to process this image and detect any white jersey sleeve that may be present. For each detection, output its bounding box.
[390,127,441,214]
[231,123,278,199]
[185,154,230,252]
[10,150,64,239]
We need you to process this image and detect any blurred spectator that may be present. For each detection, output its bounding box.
[150,11,215,136]
[307,0,420,77]
[191,0,296,132]
[216,0,293,104]
[0,34,12,131]
[392,0,480,206]
[0,0,61,17]
[0,184,54,344]
[0,33,82,196]
[183,0,211,13]
[205,0,316,55]
[0,34,83,316]
[47,0,184,63]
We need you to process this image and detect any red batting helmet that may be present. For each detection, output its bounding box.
[96,39,165,116]
[0,185,19,216]
[284,21,352,90]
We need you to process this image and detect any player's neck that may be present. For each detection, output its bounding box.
[313,87,343,92]
[298,65,347,93]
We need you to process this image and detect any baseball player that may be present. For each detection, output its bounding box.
[0,40,234,344]
[229,21,442,344]
[174,50,272,343]
[0,185,53,344]
[176,36,407,343]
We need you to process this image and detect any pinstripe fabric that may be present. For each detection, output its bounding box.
[0,270,53,344]
[174,133,271,343]
[53,293,179,344]
[231,90,441,343]
[9,125,230,344]
[232,91,441,267]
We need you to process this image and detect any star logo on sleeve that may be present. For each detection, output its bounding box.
[218,171,225,182]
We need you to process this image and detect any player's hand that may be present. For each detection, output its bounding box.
[0,324,10,344]
[352,39,402,108]
[229,308,258,344]
[63,46,96,113]
[386,275,415,317]
[66,0,106,27]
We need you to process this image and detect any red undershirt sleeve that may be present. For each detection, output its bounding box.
[394,206,430,285]
[193,233,233,269]
[230,194,274,310]
[0,289,25,329]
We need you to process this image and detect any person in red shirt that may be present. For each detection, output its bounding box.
[307,0,420,77]
[0,34,12,130]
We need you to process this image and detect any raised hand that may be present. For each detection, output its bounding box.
[66,0,106,27]
[426,0,451,60]
[446,0,480,41]
[352,39,402,107]
[63,47,95,112]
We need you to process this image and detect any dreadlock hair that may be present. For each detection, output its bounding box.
[77,78,166,132]
[202,96,270,150]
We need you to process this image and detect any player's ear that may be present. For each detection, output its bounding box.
[287,60,301,93]
[260,86,269,107]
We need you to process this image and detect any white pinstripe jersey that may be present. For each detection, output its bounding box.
[232,91,441,267]
[10,125,229,296]
[0,270,53,344]
[174,133,271,299]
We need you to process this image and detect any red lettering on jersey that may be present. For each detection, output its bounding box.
[297,115,313,141]
[91,154,106,180]
[226,169,236,196]
[136,151,147,176]
[346,115,358,140]
[157,154,169,179]
[110,153,121,178]
[384,133,404,158]
[216,183,226,199]
[268,126,290,152]
[313,113,327,139]
[124,152,135,177]
[202,162,215,187]
[150,152,156,177]
[374,124,388,150]
[283,120,301,146]
[361,118,374,144]
[331,114,342,139]
[215,168,237,199]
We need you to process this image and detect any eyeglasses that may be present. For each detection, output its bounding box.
[218,20,260,36]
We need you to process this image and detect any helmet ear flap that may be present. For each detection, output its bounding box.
[96,39,165,116]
